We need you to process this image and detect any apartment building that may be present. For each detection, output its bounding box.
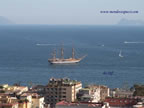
[44,78,82,106]
[77,86,100,102]
[0,93,18,108]
[77,85,109,102]
[31,93,45,108]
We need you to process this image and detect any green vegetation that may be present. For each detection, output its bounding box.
[0,86,3,89]
[0,90,5,93]
[133,84,144,96]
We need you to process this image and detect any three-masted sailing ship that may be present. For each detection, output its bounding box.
[48,47,85,64]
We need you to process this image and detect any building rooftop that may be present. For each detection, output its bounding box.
[0,103,18,107]
[56,101,102,108]
[80,88,90,91]
[48,78,81,86]
[86,85,108,89]
[21,93,32,97]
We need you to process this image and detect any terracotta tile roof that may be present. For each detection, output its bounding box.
[0,103,18,107]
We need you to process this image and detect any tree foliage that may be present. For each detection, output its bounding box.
[133,84,144,96]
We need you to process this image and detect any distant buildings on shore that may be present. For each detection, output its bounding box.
[0,78,143,108]
[0,84,45,108]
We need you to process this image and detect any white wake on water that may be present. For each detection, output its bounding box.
[36,43,56,46]
[124,41,144,44]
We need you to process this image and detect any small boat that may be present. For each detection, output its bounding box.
[124,41,128,44]
[119,50,124,58]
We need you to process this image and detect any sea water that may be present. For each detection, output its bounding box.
[0,25,144,88]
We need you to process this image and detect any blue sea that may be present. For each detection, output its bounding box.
[0,25,144,88]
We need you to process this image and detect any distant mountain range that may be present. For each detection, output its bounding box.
[1,16,144,26]
[0,16,14,24]
[118,18,144,25]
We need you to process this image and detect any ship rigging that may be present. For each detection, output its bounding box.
[48,46,86,64]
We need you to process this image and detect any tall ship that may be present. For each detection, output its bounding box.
[48,46,85,64]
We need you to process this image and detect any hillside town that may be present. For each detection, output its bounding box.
[0,78,144,108]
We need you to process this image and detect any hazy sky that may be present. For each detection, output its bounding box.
[0,0,143,24]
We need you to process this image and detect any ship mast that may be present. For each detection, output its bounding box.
[61,45,64,59]
[72,48,75,59]
[52,49,56,60]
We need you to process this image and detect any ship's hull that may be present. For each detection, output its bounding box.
[48,59,81,64]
